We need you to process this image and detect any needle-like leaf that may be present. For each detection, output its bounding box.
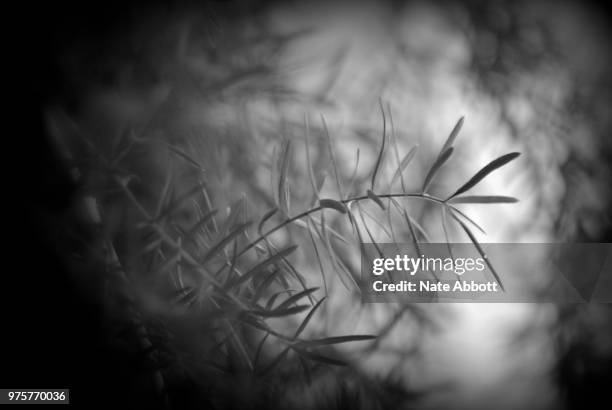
[319,198,348,214]
[366,189,386,210]
[390,145,418,189]
[448,152,520,199]
[296,335,376,347]
[277,138,292,215]
[449,195,519,204]
[422,147,454,193]
[228,245,298,289]
[451,213,505,291]
[275,287,319,311]
[294,297,326,339]
[439,116,464,157]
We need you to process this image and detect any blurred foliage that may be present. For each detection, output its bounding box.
[36,0,612,409]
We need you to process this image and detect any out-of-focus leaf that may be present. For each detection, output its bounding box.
[277,138,292,215]
[451,213,505,291]
[251,305,310,318]
[252,270,279,304]
[294,297,326,339]
[321,115,344,198]
[389,198,431,244]
[449,206,486,235]
[293,348,347,367]
[155,182,205,222]
[356,203,384,258]
[200,222,251,264]
[448,152,520,199]
[360,206,392,239]
[275,287,319,311]
[305,220,328,295]
[293,218,351,245]
[441,205,455,260]
[228,245,298,289]
[300,356,312,386]
[317,212,356,290]
[259,347,290,376]
[449,195,519,204]
[165,143,206,172]
[421,147,454,193]
[186,210,218,239]
[217,197,247,235]
[297,335,376,347]
[371,100,386,190]
[154,161,174,218]
[390,145,418,189]
[151,249,181,277]
[173,286,198,306]
[225,320,253,371]
[304,114,322,205]
[346,148,361,197]
[253,333,270,369]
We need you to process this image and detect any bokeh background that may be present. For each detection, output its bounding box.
[8,0,612,409]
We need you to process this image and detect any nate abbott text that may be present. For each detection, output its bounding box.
[372,280,500,292]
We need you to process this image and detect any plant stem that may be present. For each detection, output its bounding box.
[235,192,447,259]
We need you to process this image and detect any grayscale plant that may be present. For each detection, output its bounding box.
[47,101,520,409]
